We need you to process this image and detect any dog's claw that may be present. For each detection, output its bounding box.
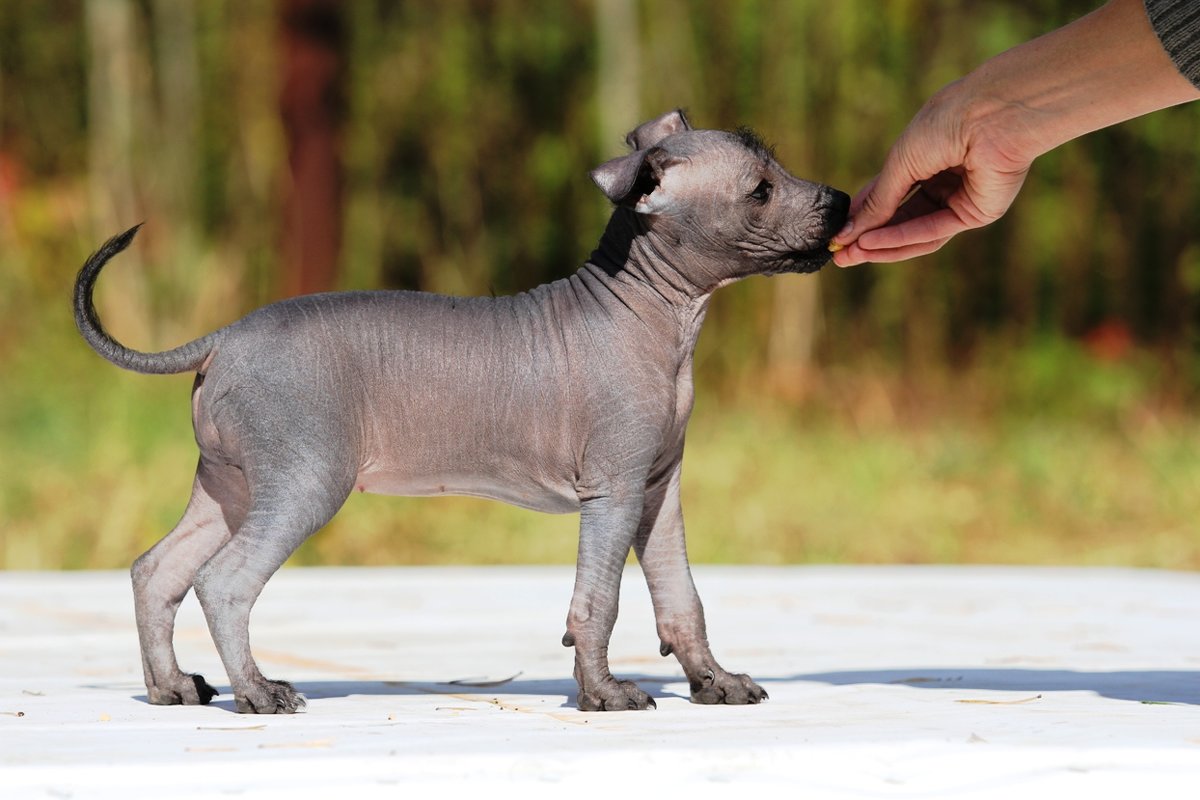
[689,669,767,705]
[235,679,306,714]
[577,678,656,711]
[146,672,219,706]
[192,674,219,704]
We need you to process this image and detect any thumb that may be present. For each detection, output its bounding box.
[839,143,928,242]
[830,176,875,244]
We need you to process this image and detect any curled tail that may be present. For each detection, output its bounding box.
[74,224,220,375]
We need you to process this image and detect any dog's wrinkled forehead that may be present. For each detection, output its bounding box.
[655,127,775,166]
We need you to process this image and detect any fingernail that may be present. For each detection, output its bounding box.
[835,219,854,241]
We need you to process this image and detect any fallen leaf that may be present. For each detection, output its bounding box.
[957,694,1042,705]
[185,746,237,753]
[258,739,333,750]
[447,672,523,688]
[196,725,268,731]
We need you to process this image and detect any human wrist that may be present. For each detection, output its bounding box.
[949,72,1047,171]
[952,30,1092,164]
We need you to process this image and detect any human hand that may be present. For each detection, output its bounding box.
[830,0,1200,267]
[831,83,1035,266]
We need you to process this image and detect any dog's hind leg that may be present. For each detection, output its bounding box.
[191,461,352,714]
[132,459,249,705]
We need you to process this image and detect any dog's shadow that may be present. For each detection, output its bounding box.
[135,667,1200,712]
[798,667,1200,706]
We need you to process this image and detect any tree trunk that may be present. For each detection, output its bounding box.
[594,0,641,153]
[767,275,823,399]
[279,0,345,297]
[86,0,150,344]
[151,0,200,339]
[152,0,199,233]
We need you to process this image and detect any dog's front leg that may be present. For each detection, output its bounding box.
[563,488,656,711]
[635,462,767,705]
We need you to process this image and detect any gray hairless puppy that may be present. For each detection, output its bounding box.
[74,110,849,714]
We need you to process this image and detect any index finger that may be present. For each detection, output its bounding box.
[855,206,971,252]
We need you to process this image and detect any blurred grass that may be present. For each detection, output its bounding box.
[4,327,1199,570]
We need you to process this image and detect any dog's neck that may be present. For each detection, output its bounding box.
[570,206,712,367]
[585,207,718,305]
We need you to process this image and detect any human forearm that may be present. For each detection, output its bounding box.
[962,0,1200,163]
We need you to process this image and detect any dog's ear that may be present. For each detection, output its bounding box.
[590,147,682,213]
[591,109,692,207]
[590,147,653,206]
[625,109,691,150]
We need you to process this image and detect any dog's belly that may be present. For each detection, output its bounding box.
[352,468,581,514]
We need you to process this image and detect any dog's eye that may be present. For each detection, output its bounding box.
[749,180,772,203]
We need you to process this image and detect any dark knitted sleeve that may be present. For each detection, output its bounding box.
[1144,0,1200,87]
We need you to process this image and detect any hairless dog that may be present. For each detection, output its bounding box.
[75,110,849,714]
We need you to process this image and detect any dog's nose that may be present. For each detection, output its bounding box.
[826,189,851,224]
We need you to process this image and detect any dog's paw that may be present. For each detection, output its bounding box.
[689,669,768,705]
[147,673,219,706]
[577,678,657,711]
[235,679,307,714]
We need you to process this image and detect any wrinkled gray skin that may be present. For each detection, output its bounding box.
[74,110,849,714]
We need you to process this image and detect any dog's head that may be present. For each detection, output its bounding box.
[591,110,849,290]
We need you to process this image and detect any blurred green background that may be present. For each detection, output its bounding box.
[2,0,1199,570]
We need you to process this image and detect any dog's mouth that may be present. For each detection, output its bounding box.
[786,228,845,273]
[787,197,850,273]
[784,246,835,274]
[766,191,850,275]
